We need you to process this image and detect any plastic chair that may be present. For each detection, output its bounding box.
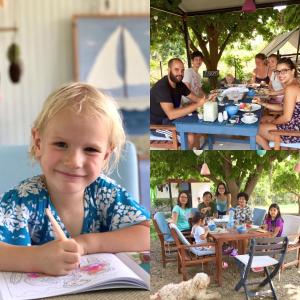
[252,208,267,226]
[281,214,300,271]
[0,142,140,202]
[234,237,288,300]
[169,223,216,281]
[152,212,176,268]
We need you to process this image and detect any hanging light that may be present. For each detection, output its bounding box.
[201,163,211,175]
[200,151,210,175]
[256,150,266,157]
[242,0,256,13]
[193,149,203,156]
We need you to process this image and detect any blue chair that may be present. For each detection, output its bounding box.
[153,212,176,267]
[191,207,199,215]
[0,142,140,201]
[252,208,267,226]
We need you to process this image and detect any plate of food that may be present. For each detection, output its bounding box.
[239,103,261,112]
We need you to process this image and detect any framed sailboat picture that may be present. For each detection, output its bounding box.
[73,14,149,136]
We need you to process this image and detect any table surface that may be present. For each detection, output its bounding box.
[174,98,263,149]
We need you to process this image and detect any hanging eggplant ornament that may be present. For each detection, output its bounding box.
[7,43,22,83]
[9,62,22,83]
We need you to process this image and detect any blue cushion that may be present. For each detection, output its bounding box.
[252,208,266,226]
[154,212,173,242]
[269,141,300,149]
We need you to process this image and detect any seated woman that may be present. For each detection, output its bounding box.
[215,182,231,218]
[267,54,284,97]
[219,74,240,87]
[234,192,252,224]
[256,58,300,149]
[171,191,192,232]
[251,53,270,85]
[197,191,217,218]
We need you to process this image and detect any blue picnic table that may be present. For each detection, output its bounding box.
[174,99,263,150]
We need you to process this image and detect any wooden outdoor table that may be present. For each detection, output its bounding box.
[208,229,272,286]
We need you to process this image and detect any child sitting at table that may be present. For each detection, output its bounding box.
[262,203,284,237]
[0,82,150,276]
[191,212,230,268]
[191,212,215,255]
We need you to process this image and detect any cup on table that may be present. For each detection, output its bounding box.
[208,224,216,231]
[243,112,255,122]
[198,112,203,120]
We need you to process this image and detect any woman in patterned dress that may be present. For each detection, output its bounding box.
[234,192,252,225]
[256,58,300,149]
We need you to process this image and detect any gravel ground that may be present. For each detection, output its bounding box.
[150,237,300,299]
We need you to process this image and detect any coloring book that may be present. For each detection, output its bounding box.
[0,253,149,300]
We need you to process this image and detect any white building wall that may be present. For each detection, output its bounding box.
[0,0,149,145]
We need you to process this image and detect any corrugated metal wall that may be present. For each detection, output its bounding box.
[0,0,149,145]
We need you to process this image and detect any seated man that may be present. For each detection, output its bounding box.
[150,58,208,149]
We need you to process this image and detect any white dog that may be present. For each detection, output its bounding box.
[150,273,221,300]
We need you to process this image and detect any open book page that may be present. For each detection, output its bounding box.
[0,253,148,300]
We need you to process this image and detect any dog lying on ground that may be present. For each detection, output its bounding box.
[150,273,221,300]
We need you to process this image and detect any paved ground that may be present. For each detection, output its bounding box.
[150,237,300,299]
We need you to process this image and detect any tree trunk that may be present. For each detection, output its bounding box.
[298,195,300,215]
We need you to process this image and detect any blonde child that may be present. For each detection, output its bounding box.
[0,82,150,276]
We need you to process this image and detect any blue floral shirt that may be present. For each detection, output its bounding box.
[0,175,149,246]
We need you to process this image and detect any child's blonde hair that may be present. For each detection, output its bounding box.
[30,82,126,173]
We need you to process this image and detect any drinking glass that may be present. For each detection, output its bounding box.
[232,92,239,104]
[217,94,224,106]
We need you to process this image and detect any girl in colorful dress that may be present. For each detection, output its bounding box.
[0,82,150,276]
[262,203,284,237]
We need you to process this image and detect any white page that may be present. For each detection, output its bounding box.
[0,253,143,300]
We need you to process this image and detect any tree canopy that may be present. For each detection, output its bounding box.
[151,2,300,87]
[150,150,296,206]
[272,157,300,214]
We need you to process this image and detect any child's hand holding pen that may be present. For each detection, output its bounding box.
[34,209,82,276]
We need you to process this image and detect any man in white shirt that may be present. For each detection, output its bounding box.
[182,51,205,105]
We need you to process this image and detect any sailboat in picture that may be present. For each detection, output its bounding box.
[86,25,149,110]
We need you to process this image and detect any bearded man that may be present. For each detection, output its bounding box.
[150,58,207,149]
